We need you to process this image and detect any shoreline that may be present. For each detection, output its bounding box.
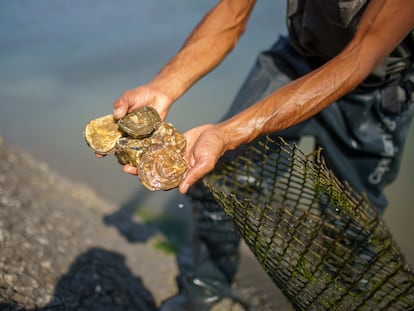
[0,136,289,310]
[2,134,411,310]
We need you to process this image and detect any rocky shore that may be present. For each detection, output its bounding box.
[0,136,290,310]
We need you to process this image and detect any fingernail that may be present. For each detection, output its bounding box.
[113,107,124,119]
[181,183,189,194]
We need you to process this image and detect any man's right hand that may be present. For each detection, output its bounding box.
[95,85,171,160]
[112,85,172,121]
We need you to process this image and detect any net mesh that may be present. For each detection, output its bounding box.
[204,136,414,310]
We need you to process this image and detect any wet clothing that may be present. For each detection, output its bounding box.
[284,0,414,211]
[220,36,414,213]
[185,35,413,286]
[287,0,414,87]
[163,1,414,308]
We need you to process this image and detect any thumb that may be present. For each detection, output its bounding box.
[113,103,128,119]
[179,158,212,194]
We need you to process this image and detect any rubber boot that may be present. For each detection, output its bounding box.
[160,182,243,311]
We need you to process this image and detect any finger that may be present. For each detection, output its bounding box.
[179,181,191,194]
[95,153,106,158]
[179,160,213,194]
[123,164,138,175]
[113,98,128,119]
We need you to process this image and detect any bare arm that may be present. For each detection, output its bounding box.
[216,0,414,150]
[179,0,414,193]
[113,0,256,119]
[150,0,256,102]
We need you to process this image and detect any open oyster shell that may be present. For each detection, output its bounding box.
[83,115,123,155]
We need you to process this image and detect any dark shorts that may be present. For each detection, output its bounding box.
[220,36,414,214]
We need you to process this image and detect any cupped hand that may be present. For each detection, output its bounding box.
[109,86,230,192]
[114,124,228,193]
[179,124,227,194]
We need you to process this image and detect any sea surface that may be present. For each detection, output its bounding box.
[1,0,413,267]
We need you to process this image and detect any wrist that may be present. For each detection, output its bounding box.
[149,69,191,105]
[216,118,257,152]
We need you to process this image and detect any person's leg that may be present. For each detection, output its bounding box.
[308,74,414,293]
[160,37,312,310]
[313,78,414,214]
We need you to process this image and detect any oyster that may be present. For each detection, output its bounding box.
[114,136,151,167]
[84,115,123,155]
[138,146,188,191]
[84,106,188,191]
[150,122,186,154]
[118,106,161,138]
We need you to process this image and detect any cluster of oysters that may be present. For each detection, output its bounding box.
[84,106,187,191]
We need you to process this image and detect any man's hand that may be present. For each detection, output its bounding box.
[101,0,256,179]
[179,124,227,194]
[112,85,172,171]
[118,123,227,193]
[95,85,171,161]
[113,85,172,120]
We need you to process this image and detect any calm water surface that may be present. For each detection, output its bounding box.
[1,0,413,264]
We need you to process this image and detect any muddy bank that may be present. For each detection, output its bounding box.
[0,136,175,310]
[0,136,290,310]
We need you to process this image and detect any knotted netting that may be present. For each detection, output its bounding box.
[204,136,414,310]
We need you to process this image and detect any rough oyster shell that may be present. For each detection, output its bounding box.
[83,115,123,155]
[150,122,186,154]
[84,106,188,191]
[138,146,187,191]
[118,106,161,139]
[114,136,151,167]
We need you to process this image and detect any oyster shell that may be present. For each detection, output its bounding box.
[114,136,151,167]
[84,115,123,155]
[84,106,188,191]
[138,146,188,191]
[118,106,161,139]
[150,122,186,154]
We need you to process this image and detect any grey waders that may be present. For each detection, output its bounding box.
[160,182,243,311]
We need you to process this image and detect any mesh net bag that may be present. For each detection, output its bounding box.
[204,136,414,310]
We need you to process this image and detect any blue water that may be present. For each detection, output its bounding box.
[1,1,413,263]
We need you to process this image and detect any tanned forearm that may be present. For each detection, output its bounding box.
[217,0,414,151]
[148,0,256,106]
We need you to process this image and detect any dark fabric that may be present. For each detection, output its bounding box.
[187,181,241,285]
[286,0,414,86]
[222,37,414,213]
[287,0,367,61]
[180,4,414,288]
[183,36,413,289]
